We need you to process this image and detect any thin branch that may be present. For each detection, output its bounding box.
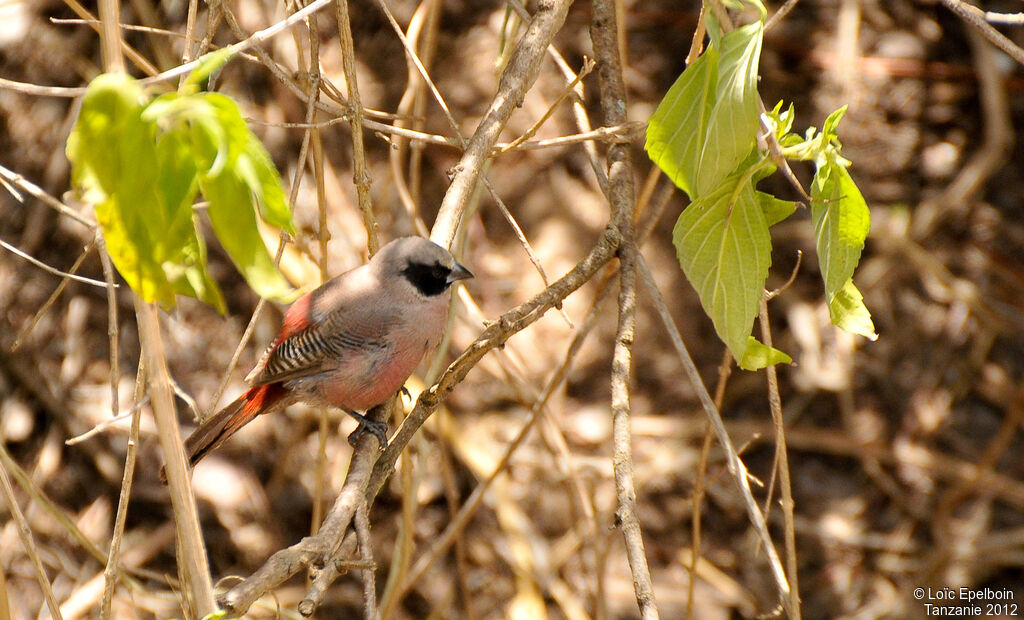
[10,237,97,352]
[182,0,199,61]
[758,297,801,619]
[687,350,733,620]
[65,396,149,445]
[354,502,377,619]
[306,9,331,539]
[984,11,1024,25]
[51,17,186,38]
[100,361,147,617]
[590,1,658,617]
[499,122,643,151]
[0,445,64,620]
[97,235,121,418]
[334,0,379,253]
[0,165,95,229]
[636,254,792,614]
[0,238,113,289]
[941,0,1024,67]
[0,76,88,97]
[765,0,803,31]
[135,299,216,615]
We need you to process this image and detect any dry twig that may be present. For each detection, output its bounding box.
[636,255,792,615]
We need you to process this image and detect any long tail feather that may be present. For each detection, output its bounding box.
[159,384,287,484]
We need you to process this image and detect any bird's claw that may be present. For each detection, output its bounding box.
[398,386,411,400]
[346,412,389,450]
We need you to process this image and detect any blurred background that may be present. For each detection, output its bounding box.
[2,0,1024,618]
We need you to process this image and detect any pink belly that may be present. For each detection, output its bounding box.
[317,337,435,411]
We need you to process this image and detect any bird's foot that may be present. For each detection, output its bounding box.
[398,386,411,400]
[346,410,389,450]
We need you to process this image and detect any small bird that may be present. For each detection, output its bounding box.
[171,236,472,475]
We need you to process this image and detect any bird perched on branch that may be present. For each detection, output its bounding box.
[165,237,472,479]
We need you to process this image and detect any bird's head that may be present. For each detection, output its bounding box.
[377,236,473,298]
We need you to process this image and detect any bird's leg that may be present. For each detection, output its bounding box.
[345,409,389,449]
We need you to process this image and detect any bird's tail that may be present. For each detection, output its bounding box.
[159,383,288,484]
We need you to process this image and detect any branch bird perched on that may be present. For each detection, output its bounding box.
[163,237,472,480]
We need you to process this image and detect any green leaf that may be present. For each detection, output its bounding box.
[185,94,295,302]
[811,159,870,298]
[828,278,877,340]
[68,73,294,310]
[755,191,796,227]
[694,21,763,195]
[198,93,295,233]
[738,336,792,370]
[199,169,295,302]
[152,127,226,312]
[673,176,772,362]
[765,100,795,136]
[646,20,763,198]
[820,105,848,143]
[67,74,222,309]
[811,158,875,339]
[646,47,718,196]
[184,48,236,89]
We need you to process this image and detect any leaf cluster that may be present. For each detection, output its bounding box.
[66,54,297,312]
[645,0,875,370]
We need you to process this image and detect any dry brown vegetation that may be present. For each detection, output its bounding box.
[2,0,1024,618]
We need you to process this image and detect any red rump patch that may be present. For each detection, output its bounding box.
[241,383,287,419]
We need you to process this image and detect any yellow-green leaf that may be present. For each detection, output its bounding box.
[673,176,771,362]
[646,20,763,199]
[67,73,223,310]
[739,336,792,370]
[755,191,796,227]
[184,48,236,89]
[811,160,870,302]
[828,278,877,341]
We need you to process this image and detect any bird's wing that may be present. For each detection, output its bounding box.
[248,291,400,387]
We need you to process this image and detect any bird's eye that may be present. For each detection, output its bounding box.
[432,264,447,279]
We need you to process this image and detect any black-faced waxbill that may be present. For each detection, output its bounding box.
[174,236,472,473]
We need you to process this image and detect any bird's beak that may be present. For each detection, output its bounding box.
[447,261,473,284]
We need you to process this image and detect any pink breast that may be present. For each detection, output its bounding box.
[322,302,446,411]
